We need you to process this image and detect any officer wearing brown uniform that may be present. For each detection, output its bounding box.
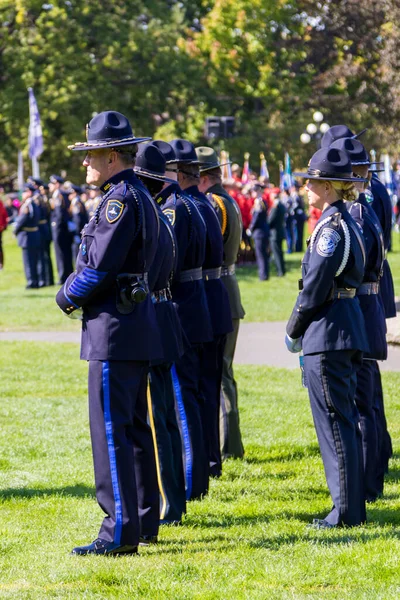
[196,146,245,460]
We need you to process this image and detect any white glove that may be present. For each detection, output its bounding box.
[246,228,252,237]
[65,307,83,320]
[285,334,302,353]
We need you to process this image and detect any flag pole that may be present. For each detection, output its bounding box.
[17,150,24,191]
[28,87,43,177]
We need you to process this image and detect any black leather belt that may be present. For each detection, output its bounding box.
[151,288,171,303]
[203,267,221,280]
[179,267,202,282]
[357,282,379,295]
[333,288,356,299]
[221,264,236,277]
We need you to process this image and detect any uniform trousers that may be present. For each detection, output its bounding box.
[253,233,269,280]
[22,247,39,287]
[149,364,186,522]
[372,361,392,495]
[220,318,244,459]
[53,234,73,284]
[269,232,285,276]
[304,350,366,526]
[354,359,378,501]
[88,360,159,546]
[174,345,209,500]
[43,240,54,286]
[200,335,226,478]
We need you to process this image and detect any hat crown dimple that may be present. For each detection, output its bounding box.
[330,137,369,164]
[169,138,198,162]
[87,111,133,141]
[309,147,352,174]
[321,124,356,148]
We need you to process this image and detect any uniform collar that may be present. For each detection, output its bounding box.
[321,199,344,217]
[207,182,226,195]
[155,181,180,205]
[100,168,137,193]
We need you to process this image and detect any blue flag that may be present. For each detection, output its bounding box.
[28,88,43,160]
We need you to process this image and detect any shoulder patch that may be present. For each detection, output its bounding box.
[163,208,176,226]
[106,199,124,224]
[365,189,374,204]
[316,227,341,257]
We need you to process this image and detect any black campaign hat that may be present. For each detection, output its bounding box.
[293,147,368,182]
[168,139,201,165]
[68,111,151,151]
[23,182,36,192]
[134,144,175,183]
[27,176,44,187]
[320,124,367,148]
[151,140,176,164]
[330,138,370,165]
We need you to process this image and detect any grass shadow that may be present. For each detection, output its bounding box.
[0,484,95,500]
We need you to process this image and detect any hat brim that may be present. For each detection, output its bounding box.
[134,167,175,184]
[199,161,231,173]
[293,172,368,183]
[165,159,201,166]
[68,137,152,151]
[369,167,385,173]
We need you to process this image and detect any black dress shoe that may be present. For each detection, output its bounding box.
[71,538,138,556]
[309,519,336,530]
[139,535,158,546]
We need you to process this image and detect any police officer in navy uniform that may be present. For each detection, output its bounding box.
[169,139,233,481]
[56,110,162,555]
[134,143,187,525]
[151,139,214,500]
[195,146,245,461]
[321,125,395,493]
[330,138,388,502]
[49,174,74,284]
[286,147,369,528]
[14,183,41,288]
[246,183,270,281]
[28,176,53,287]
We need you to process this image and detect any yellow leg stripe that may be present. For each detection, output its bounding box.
[147,379,168,520]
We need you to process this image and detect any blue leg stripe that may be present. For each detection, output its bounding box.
[171,364,192,501]
[102,361,123,545]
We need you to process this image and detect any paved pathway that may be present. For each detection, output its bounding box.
[1,322,399,372]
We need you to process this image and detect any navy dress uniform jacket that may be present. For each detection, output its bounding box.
[56,169,162,362]
[14,200,41,248]
[185,185,232,337]
[287,200,369,355]
[369,175,396,318]
[149,209,185,364]
[348,195,387,361]
[248,205,270,237]
[157,182,213,345]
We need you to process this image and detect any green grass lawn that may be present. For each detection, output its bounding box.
[1,229,399,330]
[0,342,400,598]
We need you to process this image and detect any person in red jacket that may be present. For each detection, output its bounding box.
[0,189,8,269]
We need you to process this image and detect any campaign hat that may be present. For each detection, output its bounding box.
[195,146,230,172]
[320,124,367,148]
[49,174,65,184]
[167,139,201,165]
[134,144,175,183]
[329,138,370,165]
[68,111,151,151]
[293,147,368,182]
[151,141,177,164]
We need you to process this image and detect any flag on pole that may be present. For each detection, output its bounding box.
[279,160,284,191]
[17,150,24,191]
[241,152,250,184]
[283,152,293,190]
[28,87,43,160]
[259,153,270,181]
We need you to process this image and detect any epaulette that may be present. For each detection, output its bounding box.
[329,212,342,230]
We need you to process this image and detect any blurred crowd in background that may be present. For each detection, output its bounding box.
[0,152,400,287]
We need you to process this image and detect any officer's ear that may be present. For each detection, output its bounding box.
[108,150,117,165]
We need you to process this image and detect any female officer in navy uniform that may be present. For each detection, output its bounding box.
[286,146,369,528]
[56,111,161,555]
[330,138,388,502]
